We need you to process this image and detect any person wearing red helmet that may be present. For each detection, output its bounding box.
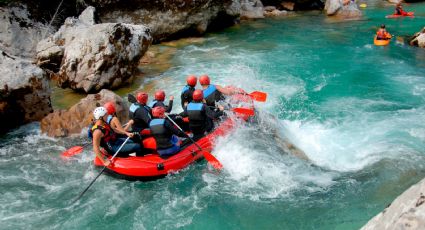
[129,92,152,132]
[103,101,132,135]
[199,74,240,107]
[149,107,186,157]
[148,90,174,113]
[180,89,224,140]
[181,75,197,109]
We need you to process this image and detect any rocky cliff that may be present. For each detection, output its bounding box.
[361,178,425,230]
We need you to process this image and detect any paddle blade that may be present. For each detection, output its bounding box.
[232,107,255,116]
[249,91,267,102]
[203,151,223,170]
[61,146,84,157]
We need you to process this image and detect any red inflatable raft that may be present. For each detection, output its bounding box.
[94,94,255,179]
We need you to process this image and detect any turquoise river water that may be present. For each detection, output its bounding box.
[1,2,425,229]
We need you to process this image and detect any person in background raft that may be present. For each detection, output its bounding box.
[180,90,224,140]
[395,2,408,16]
[149,107,187,157]
[104,101,132,135]
[199,75,244,107]
[91,107,142,166]
[149,90,174,113]
[376,24,392,40]
[181,75,197,109]
[129,92,152,133]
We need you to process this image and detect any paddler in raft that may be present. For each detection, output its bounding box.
[149,89,187,130]
[149,90,174,113]
[181,75,197,109]
[180,89,224,140]
[376,24,392,40]
[199,75,244,107]
[91,107,143,166]
[394,2,408,16]
[104,101,132,134]
[128,92,152,133]
[149,107,187,157]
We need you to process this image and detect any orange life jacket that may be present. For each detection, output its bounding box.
[376,31,391,40]
[91,122,117,147]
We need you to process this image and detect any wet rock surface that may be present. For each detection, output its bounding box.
[40,89,129,137]
[0,51,52,134]
[36,7,152,93]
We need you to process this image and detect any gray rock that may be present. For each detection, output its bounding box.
[0,51,52,134]
[240,0,265,19]
[36,6,152,93]
[325,0,342,15]
[264,9,288,17]
[0,4,53,59]
[96,0,237,42]
[410,27,425,48]
[361,177,425,230]
[40,89,129,137]
[264,6,277,12]
[325,0,362,19]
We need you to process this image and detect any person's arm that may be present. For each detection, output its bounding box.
[123,119,133,131]
[204,105,224,119]
[110,117,134,137]
[166,96,174,113]
[165,120,186,137]
[92,130,111,166]
[216,85,235,95]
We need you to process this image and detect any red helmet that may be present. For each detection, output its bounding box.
[154,90,165,101]
[104,101,116,115]
[136,92,148,104]
[186,75,197,87]
[192,89,203,101]
[199,75,210,85]
[152,106,165,118]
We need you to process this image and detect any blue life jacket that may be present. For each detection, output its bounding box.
[203,85,222,106]
[187,102,203,121]
[181,85,190,94]
[129,103,151,120]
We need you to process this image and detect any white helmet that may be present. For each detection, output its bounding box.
[93,107,107,120]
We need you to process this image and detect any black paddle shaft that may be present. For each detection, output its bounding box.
[164,114,203,151]
[72,137,130,204]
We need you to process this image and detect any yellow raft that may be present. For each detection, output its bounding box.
[374,36,390,46]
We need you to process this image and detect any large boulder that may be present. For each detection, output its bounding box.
[0,4,52,59]
[325,0,362,19]
[0,51,52,134]
[410,27,425,48]
[40,89,129,137]
[85,0,238,42]
[240,0,265,19]
[36,6,152,93]
[361,177,425,230]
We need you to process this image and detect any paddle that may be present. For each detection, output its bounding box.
[61,120,131,158]
[73,136,131,203]
[232,107,255,116]
[247,91,267,102]
[164,114,223,170]
[61,143,90,157]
